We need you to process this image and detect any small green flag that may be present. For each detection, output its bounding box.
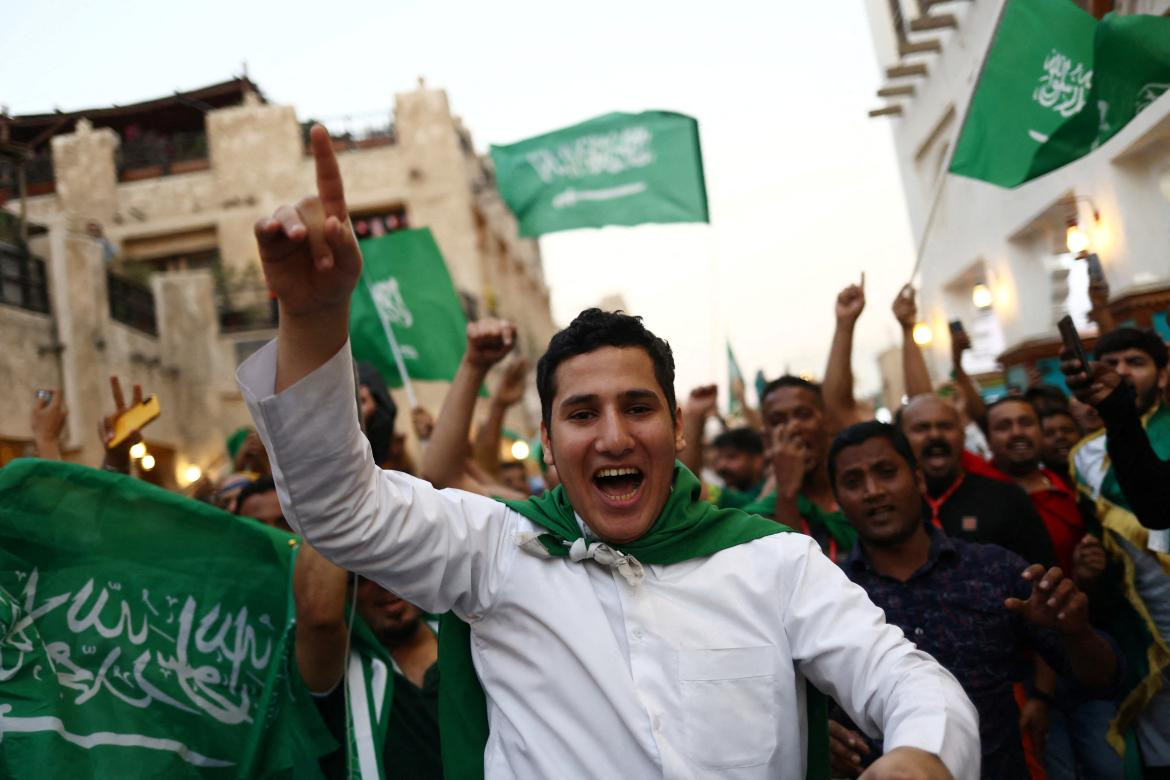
[0,459,333,778]
[490,112,709,237]
[350,228,469,387]
[951,0,1170,188]
[727,342,744,416]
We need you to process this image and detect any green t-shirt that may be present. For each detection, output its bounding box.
[708,480,766,510]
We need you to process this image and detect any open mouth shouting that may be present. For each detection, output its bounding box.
[593,466,645,505]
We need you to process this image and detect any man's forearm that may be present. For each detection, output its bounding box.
[421,359,488,488]
[1098,384,1170,529]
[1062,628,1118,695]
[902,325,932,398]
[472,401,507,475]
[680,414,706,478]
[823,319,859,431]
[952,364,987,431]
[275,302,350,394]
[294,542,350,693]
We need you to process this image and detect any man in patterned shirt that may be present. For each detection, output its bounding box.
[825,421,1119,780]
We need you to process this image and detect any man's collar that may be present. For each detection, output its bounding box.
[847,521,958,578]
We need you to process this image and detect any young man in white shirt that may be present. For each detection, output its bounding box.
[237,125,979,779]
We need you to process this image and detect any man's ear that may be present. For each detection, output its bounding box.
[1158,365,1169,391]
[914,466,927,497]
[540,422,555,468]
[674,405,686,454]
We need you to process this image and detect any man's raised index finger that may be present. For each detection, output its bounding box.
[309,124,348,220]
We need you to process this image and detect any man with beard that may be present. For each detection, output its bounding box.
[237,127,980,779]
[679,385,767,509]
[1039,409,1082,489]
[825,422,1118,780]
[898,394,1055,567]
[1065,329,1170,774]
[984,398,1087,575]
[745,376,857,562]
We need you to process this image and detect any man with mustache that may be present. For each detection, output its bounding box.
[1038,409,1082,490]
[898,394,1056,567]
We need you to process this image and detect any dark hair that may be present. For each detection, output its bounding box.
[761,375,823,407]
[712,426,764,455]
[1095,327,1169,370]
[500,461,526,473]
[234,476,276,513]
[985,395,1039,421]
[1038,407,1081,431]
[1023,384,1069,415]
[536,309,676,432]
[828,421,917,487]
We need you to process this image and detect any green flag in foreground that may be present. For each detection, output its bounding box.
[727,342,745,416]
[950,0,1096,187]
[350,228,469,387]
[951,0,1170,188]
[490,111,709,237]
[0,459,332,778]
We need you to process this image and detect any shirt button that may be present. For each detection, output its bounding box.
[914,627,924,636]
[651,715,663,732]
[632,628,644,641]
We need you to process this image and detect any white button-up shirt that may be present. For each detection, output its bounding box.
[238,340,979,779]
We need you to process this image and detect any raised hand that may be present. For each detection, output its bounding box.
[254,125,362,318]
[771,428,812,499]
[1060,352,1121,407]
[1071,534,1106,587]
[30,389,68,461]
[684,385,719,421]
[494,357,530,408]
[465,318,517,369]
[98,376,144,473]
[412,406,436,441]
[1005,565,1090,634]
[891,283,917,329]
[836,272,866,325]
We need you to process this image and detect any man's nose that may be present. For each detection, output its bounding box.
[595,410,634,455]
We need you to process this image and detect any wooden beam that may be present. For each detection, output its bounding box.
[886,63,929,79]
[869,106,904,118]
[909,14,958,32]
[899,39,942,56]
[878,85,917,98]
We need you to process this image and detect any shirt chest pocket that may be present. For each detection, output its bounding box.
[676,646,778,769]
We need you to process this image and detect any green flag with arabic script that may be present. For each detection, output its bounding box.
[490,111,709,237]
[951,0,1170,188]
[349,228,469,388]
[0,459,334,778]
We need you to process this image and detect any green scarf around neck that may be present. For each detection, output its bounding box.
[437,462,830,779]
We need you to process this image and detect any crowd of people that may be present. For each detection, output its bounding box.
[18,126,1170,779]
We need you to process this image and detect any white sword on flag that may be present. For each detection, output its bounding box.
[361,276,418,409]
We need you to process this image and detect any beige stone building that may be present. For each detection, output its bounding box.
[0,77,557,484]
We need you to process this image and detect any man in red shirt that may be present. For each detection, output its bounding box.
[978,397,1089,574]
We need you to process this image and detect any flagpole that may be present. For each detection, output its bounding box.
[909,0,1012,283]
[361,276,419,408]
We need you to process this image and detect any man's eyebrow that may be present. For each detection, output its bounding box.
[622,389,659,401]
[559,393,599,408]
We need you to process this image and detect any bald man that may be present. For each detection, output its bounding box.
[899,395,1056,567]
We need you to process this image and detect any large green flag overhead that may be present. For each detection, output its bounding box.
[349,228,469,387]
[490,111,709,237]
[951,0,1170,188]
[0,459,333,778]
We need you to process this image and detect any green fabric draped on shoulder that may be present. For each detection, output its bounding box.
[437,462,830,779]
[742,491,858,553]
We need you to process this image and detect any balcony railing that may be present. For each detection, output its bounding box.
[107,271,157,335]
[116,130,210,182]
[0,242,50,315]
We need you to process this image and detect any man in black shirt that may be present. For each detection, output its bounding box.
[899,394,1056,566]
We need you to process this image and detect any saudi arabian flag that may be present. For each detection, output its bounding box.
[0,459,334,778]
[490,111,709,237]
[951,0,1170,188]
[350,228,469,387]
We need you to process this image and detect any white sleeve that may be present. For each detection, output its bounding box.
[236,339,517,621]
[780,537,980,780]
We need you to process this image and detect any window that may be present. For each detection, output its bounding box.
[0,243,50,314]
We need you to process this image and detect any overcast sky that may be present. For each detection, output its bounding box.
[2,0,916,403]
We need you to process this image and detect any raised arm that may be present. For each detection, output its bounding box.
[472,356,529,475]
[893,284,933,399]
[30,389,67,462]
[679,385,717,480]
[950,326,987,431]
[822,274,865,433]
[293,541,350,693]
[421,318,516,490]
[255,125,362,393]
